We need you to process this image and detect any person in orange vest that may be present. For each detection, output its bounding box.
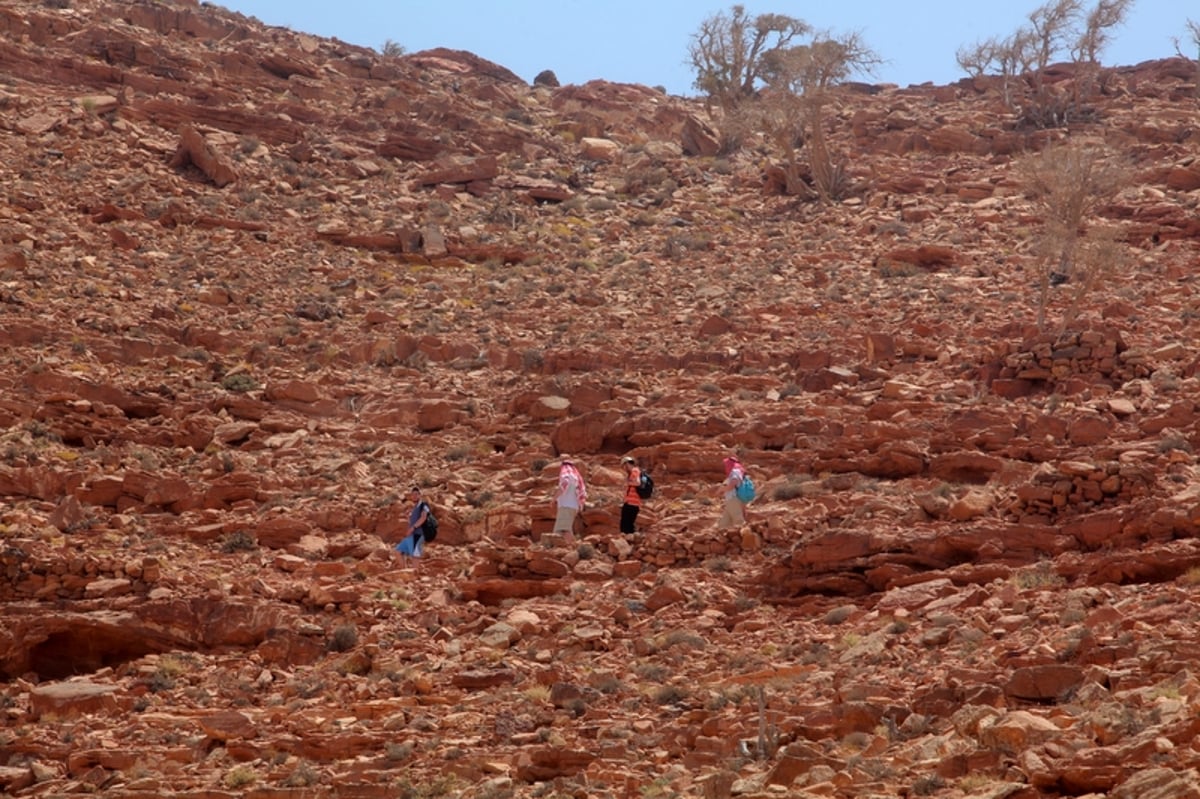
[620,455,642,535]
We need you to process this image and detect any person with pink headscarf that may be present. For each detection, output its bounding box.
[553,455,587,542]
[717,455,747,529]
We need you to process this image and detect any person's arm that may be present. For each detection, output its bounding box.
[409,504,428,536]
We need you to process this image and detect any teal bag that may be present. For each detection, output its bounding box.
[735,474,755,503]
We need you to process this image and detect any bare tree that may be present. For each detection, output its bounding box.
[758,32,881,201]
[380,39,405,58]
[688,6,878,199]
[687,5,810,113]
[956,0,1132,126]
[1173,18,1200,100]
[1073,0,1134,63]
[1027,0,1083,86]
[956,29,1038,107]
[1189,18,1200,55]
[1071,0,1134,107]
[1017,140,1130,331]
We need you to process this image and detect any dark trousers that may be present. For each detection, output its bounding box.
[620,503,640,534]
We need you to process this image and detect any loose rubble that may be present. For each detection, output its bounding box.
[2,1,1200,797]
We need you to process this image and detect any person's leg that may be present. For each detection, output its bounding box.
[718,495,744,528]
[394,535,415,568]
[620,503,636,534]
[729,497,745,527]
[553,505,577,532]
[717,498,733,529]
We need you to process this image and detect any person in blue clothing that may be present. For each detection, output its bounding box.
[396,485,432,562]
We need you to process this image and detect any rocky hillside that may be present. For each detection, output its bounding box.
[3,0,1200,797]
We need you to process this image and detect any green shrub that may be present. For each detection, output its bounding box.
[221,372,260,393]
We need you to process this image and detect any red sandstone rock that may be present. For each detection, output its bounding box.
[1,3,1199,797]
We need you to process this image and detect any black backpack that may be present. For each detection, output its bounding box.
[636,471,654,499]
[421,502,438,541]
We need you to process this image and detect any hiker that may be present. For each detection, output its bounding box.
[396,485,432,562]
[717,455,747,529]
[620,455,642,535]
[553,455,587,542]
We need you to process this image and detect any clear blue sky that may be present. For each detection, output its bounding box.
[218,1,1191,94]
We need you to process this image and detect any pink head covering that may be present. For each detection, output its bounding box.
[558,456,587,504]
[723,456,741,476]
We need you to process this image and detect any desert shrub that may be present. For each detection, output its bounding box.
[1157,430,1194,454]
[445,445,472,461]
[663,231,712,259]
[521,685,551,703]
[593,674,625,694]
[328,624,358,652]
[632,662,669,682]
[1012,561,1065,589]
[911,774,946,796]
[146,670,175,694]
[504,107,534,125]
[224,765,257,789]
[386,741,415,762]
[662,630,707,650]
[221,372,259,393]
[705,556,733,573]
[282,761,319,788]
[466,489,494,508]
[772,480,807,501]
[522,349,545,371]
[220,530,257,553]
[653,684,689,705]
[731,594,758,613]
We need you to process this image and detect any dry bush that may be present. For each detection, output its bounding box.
[328,623,359,652]
[1056,224,1125,334]
[956,0,1133,126]
[1015,139,1130,332]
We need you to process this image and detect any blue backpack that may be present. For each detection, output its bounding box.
[735,474,756,503]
